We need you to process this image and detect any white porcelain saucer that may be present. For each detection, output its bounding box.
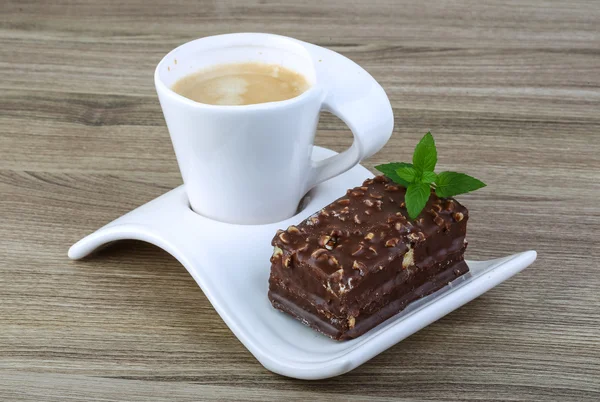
[69,146,536,380]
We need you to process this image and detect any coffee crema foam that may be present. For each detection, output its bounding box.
[171,62,310,106]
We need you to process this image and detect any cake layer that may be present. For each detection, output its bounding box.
[270,256,469,340]
[270,241,467,321]
[270,217,467,319]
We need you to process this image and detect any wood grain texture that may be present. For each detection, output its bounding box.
[1,0,599,400]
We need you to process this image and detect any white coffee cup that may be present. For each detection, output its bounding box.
[155,33,393,224]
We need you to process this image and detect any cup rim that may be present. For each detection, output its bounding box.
[154,33,320,111]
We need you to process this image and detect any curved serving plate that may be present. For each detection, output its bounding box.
[69,146,536,380]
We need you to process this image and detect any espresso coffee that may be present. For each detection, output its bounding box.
[171,62,310,106]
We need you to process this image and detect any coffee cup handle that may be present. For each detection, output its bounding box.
[306,45,394,191]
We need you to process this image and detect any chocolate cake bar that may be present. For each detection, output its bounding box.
[268,175,469,340]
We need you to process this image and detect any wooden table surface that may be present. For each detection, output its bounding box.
[1,1,599,400]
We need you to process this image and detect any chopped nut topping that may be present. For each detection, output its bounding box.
[351,245,365,257]
[369,193,383,199]
[385,184,400,192]
[432,203,442,212]
[444,200,455,211]
[368,246,378,255]
[364,178,374,185]
[352,260,366,271]
[385,238,400,248]
[364,199,374,207]
[341,206,350,214]
[400,201,406,208]
[453,212,464,222]
[364,232,374,240]
[311,248,328,260]
[282,255,292,268]
[434,216,445,227]
[348,316,356,329]
[407,233,419,242]
[278,232,290,244]
[337,199,350,206]
[318,235,331,248]
[271,246,283,261]
[402,248,415,269]
[320,209,330,217]
[351,190,365,197]
[407,232,425,243]
[354,214,362,224]
[287,225,300,234]
[359,186,369,191]
[365,210,372,215]
[394,222,406,232]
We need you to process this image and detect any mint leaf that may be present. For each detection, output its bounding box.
[412,132,437,173]
[395,166,417,183]
[405,182,431,219]
[435,171,486,198]
[421,171,437,184]
[375,162,414,187]
[377,131,486,220]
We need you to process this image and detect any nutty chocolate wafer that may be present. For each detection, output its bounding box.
[268,176,469,340]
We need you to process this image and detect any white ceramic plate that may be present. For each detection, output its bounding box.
[69,146,536,380]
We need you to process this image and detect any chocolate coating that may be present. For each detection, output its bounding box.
[268,176,469,340]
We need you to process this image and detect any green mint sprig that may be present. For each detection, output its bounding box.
[375,132,486,219]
